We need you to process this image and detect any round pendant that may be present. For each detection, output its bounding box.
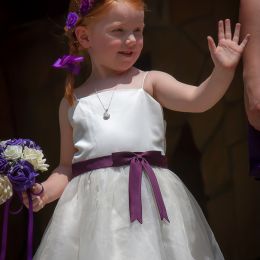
[103,111,110,120]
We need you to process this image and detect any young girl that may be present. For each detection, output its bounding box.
[22,0,250,259]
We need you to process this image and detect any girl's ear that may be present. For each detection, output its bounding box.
[74,26,91,49]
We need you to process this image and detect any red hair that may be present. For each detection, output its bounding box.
[65,0,146,106]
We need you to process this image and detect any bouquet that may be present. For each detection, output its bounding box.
[0,138,49,260]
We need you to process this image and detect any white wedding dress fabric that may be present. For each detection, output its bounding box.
[33,71,225,260]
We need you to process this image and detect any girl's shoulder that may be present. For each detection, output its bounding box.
[58,96,74,125]
[73,84,95,100]
[142,70,172,98]
[145,70,173,82]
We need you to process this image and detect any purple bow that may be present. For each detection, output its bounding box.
[72,151,170,224]
[112,152,170,224]
[52,55,84,75]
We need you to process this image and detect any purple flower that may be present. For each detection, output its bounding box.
[7,160,38,192]
[52,55,84,75]
[80,0,95,16]
[5,138,23,146]
[80,0,90,15]
[66,12,79,30]
[5,138,41,150]
[21,139,41,150]
[0,158,9,174]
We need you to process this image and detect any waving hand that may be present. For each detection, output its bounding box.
[207,19,250,70]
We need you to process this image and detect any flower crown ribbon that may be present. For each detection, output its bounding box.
[52,55,84,75]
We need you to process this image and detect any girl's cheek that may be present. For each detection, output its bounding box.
[106,33,123,41]
[109,39,123,48]
[137,39,144,48]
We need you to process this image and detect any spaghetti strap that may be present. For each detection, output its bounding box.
[73,93,79,102]
[141,71,150,89]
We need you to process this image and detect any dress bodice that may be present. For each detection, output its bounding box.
[68,72,167,163]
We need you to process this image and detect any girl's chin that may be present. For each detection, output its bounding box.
[115,65,135,73]
[116,59,139,70]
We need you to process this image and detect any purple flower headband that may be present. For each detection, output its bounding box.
[65,0,95,31]
[52,0,95,75]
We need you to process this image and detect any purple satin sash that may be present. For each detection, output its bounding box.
[72,151,170,224]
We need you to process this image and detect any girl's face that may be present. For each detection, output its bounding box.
[84,2,145,75]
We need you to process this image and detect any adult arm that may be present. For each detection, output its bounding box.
[240,0,260,130]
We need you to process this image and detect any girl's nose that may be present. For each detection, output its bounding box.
[125,33,136,46]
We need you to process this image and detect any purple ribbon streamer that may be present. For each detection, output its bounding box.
[0,191,34,260]
[27,190,33,260]
[0,199,10,260]
[72,151,170,224]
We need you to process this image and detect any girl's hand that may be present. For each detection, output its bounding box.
[22,183,47,212]
[207,19,250,70]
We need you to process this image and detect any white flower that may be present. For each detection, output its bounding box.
[22,147,49,172]
[3,145,23,160]
[0,175,13,205]
[0,140,9,147]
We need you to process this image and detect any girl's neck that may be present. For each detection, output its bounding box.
[88,66,139,84]
[80,66,142,94]
[89,66,136,81]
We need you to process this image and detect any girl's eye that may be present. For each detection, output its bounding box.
[134,28,143,33]
[113,28,123,32]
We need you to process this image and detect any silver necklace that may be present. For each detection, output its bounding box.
[95,86,117,120]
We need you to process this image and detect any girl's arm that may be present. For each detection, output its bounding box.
[240,0,260,130]
[149,20,249,113]
[22,97,76,211]
[41,97,76,204]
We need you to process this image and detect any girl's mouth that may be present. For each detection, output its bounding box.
[118,51,134,57]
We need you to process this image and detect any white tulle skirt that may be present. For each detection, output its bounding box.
[33,166,225,260]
